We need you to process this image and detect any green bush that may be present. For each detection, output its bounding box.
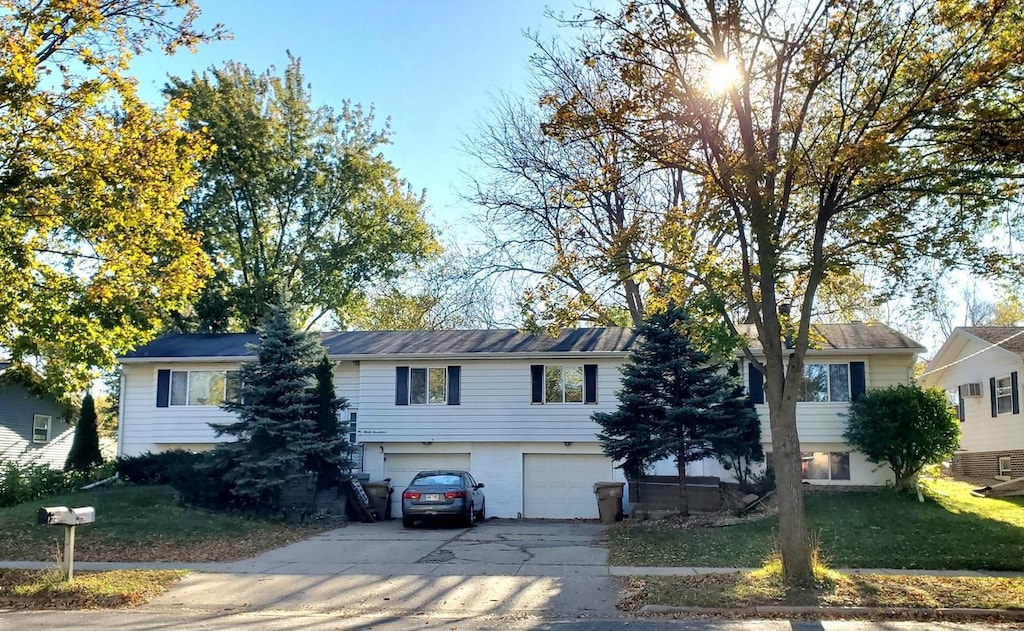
[844,384,960,492]
[116,450,205,485]
[0,461,69,507]
[167,451,236,511]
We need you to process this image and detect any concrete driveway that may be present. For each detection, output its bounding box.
[207,518,610,576]
[144,519,624,620]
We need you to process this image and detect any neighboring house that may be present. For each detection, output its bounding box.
[0,362,75,469]
[921,326,1024,480]
[117,322,923,517]
[649,322,925,486]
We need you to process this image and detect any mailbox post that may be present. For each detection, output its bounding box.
[37,506,95,580]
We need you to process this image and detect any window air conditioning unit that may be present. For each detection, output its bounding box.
[962,383,983,398]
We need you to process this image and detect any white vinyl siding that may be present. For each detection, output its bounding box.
[359,358,622,444]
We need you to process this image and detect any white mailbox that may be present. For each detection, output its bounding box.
[37,506,73,526]
[71,507,95,525]
[37,506,95,526]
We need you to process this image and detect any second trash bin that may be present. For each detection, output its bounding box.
[593,481,625,524]
[363,479,393,520]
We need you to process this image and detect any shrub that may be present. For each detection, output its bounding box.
[116,450,206,485]
[844,384,960,492]
[166,451,236,511]
[0,461,68,507]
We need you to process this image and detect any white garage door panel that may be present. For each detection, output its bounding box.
[523,454,613,519]
[385,453,471,516]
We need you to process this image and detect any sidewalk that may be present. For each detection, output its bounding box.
[2,559,1022,578]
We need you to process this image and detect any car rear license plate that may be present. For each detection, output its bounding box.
[425,493,441,501]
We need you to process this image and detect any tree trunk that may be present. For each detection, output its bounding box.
[766,366,813,584]
[677,458,689,517]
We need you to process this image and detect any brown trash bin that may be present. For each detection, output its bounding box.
[593,481,625,524]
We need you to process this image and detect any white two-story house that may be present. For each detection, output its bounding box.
[117,322,924,518]
[921,326,1024,480]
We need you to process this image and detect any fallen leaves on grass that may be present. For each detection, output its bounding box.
[0,569,187,609]
[620,573,1024,611]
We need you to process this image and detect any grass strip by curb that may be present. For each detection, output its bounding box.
[620,572,1024,614]
[0,568,187,609]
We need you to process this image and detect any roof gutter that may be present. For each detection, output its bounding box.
[118,351,634,364]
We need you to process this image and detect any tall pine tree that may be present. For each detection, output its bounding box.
[65,393,103,473]
[212,302,325,513]
[594,305,754,516]
[307,355,352,502]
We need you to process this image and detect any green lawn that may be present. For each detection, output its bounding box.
[0,484,337,562]
[612,478,1024,570]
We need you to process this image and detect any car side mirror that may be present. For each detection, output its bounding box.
[475,482,485,489]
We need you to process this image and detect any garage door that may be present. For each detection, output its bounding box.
[522,454,614,519]
[384,452,471,517]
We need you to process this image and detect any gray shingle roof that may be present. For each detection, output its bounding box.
[122,328,640,360]
[736,322,924,352]
[959,326,1024,358]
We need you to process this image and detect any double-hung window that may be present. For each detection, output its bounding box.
[32,414,51,443]
[996,376,1013,415]
[395,366,461,406]
[799,364,850,402]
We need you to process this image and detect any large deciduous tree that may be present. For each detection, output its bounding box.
[524,0,1024,582]
[593,305,758,516]
[0,0,221,393]
[166,57,440,331]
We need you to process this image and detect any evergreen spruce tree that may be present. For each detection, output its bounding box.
[212,302,324,513]
[307,355,352,502]
[65,393,103,473]
[593,305,753,516]
[711,365,764,488]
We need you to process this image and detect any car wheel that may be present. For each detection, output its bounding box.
[463,503,475,527]
[402,516,414,528]
[477,500,486,521]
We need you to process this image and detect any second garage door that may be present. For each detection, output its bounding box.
[384,452,471,517]
[522,453,614,519]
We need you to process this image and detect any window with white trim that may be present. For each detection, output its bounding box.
[347,412,358,444]
[996,376,1013,415]
[999,456,1013,478]
[799,364,850,402]
[545,365,584,403]
[800,451,851,481]
[410,367,447,405]
[169,370,240,406]
[32,414,51,443]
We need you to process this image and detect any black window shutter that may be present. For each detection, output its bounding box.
[990,377,998,417]
[1013,372,1020,415]
[747,362,764,404]
[957,385,965,423]
[850,361,866,400]
[156,369,170,408]
[584,364,598,404]
[447,366,461,405]
[531,365,544,403]
[395,366,409,406]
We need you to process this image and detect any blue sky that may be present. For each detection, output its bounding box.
[132,1,567,234]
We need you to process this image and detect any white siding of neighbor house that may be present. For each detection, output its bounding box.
[925,336,1024,454]
[355,358,623,444]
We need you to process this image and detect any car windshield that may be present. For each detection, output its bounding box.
[411,474,463,486]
